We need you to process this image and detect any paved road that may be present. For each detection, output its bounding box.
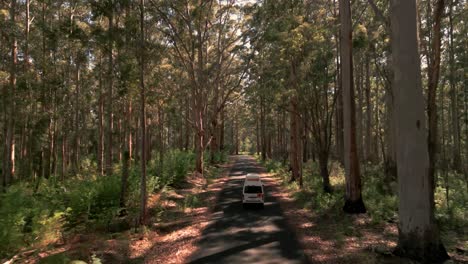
[188,156,309,264]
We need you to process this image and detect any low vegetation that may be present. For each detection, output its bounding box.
[259,156,467,258]
[0,149,227,260]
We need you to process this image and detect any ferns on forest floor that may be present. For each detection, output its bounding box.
[0,149,225,260]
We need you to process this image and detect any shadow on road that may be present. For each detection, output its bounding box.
[188,155,309,264]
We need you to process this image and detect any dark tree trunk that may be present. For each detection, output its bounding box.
[319,151,332,193]
[105,11,114,176]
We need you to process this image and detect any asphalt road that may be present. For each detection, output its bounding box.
[188,155,309,264]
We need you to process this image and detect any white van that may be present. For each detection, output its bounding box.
[242,174,265,208]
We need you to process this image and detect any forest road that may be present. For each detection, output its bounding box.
[187,155,309,264]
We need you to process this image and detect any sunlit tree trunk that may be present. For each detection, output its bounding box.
[390,0,449,261]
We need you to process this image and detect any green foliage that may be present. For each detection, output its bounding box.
[150,150,195,187]
[183,194,204,209]
[262,157,466,233]
[0,183,66,258]
[0,149,203,258]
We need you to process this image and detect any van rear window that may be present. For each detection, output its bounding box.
[244,185,262,193]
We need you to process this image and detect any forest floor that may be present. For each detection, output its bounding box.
[14,159,234,264]
[12,155,467,264]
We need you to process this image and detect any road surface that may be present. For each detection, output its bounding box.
[188,155,309,264]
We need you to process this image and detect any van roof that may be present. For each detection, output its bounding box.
[245,173,260,180]
[244,174,262,186]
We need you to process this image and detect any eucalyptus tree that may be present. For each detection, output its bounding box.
[390,0,449,261]
[300,0,339,193]
[151,0,247,176]
[339,0,366,213]
[2,0,17,189]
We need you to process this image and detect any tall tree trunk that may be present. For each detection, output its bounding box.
[194,99,204,174]
[334,0,344,164]
[260,96,266,161]
[3,0,17,189]
[340,0,366,213]
[98,56,104,176]
[105,11,114,176]
[184,98,190,151]
[390,0,449,261]
[355,56,364,159]
[120,151,129,211]
[220,108,225,151]
[384,88,397,181]
[365,56,373,161]
[73,63,81,173]
[427,0,445,192]
[448,0,461,171]
[139,0,147,226]
[127,100,133,161]
[289,60,302,186]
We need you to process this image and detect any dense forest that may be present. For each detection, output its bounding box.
[0,0,466,263]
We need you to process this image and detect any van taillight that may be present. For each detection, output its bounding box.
[257,193,263,198]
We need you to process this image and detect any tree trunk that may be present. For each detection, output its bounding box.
[365,56,373,161]
[289,97,301,184]
[194,100,204,174]
[427,0,445,192]
[340,0,366,214]
[73,63,81,173]
[384,88,397,181]
[97,56,104,176]
[448,0,461,171]
[184,98,190,151]
[220,108,225,151]
[319,151,332,193]
[105,12,114,176]
[260,96,267,161]
[139,0,147,226]
[355,57,364,160]
[120,151,129,211]
[390,0,448,261]
[3,0,17,189]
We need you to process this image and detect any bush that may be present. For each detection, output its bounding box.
[150,150,195,187]
[0,183,67,258]
[0,149,225,259]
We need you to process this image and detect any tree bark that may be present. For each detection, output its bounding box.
[98,55,104,176]
[105,11,114,176]
[427,0,445,191]
[139,0,148,226]
[220,108,225,151]
[365,56,373,161]
[448,0,461,171]
[260,96,267,161]
[390,0,449,261]
[289,60,302,187]
[3,0,17,189]
[340,0,366,213]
